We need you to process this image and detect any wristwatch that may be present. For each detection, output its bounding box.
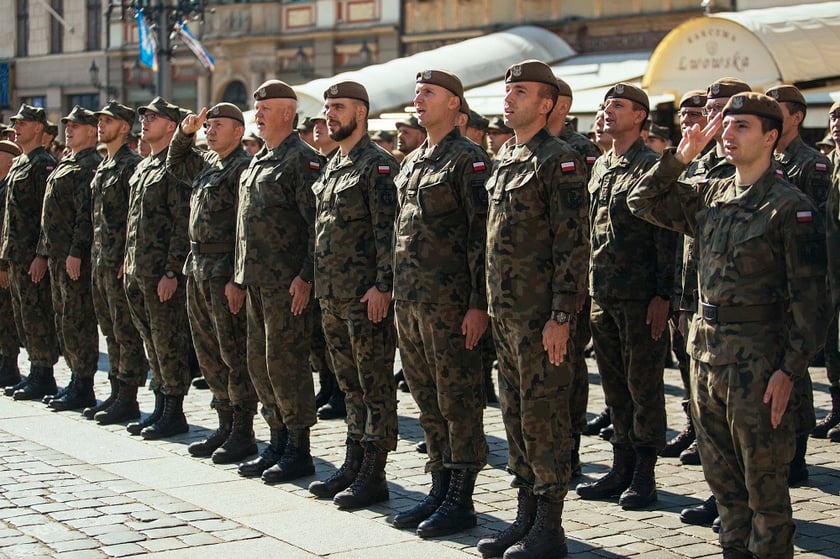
[551,310,571,324]
[375,282,391,293]
[164,270,176,279]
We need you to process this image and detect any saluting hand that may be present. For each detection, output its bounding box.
[181,107,208,136]
[674,112,722,165]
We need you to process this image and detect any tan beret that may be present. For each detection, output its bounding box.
[723,92,783,123]
[648,124,670,141]
[207,102,244,125]
[61,105,98,126]
[707,78,751,100]
[0,140,21,156]
[604,83,649,112]
[324,81,369,106]
[765,85,806,106]
[253,80,297,101]
[416,69,469,115]
[504,60,558,92]
[679,90,707,109]
[554,77,573,99]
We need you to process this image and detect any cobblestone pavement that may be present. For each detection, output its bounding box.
[0,340,838,558]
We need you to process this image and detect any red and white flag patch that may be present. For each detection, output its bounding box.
[377,165,390,175]
[775,168,785,178]
[472,161,486,172]
[309,161,321,171]
[816,162,828,172]
[560,161,577,173]
[796,210,813,223]
[585,155,597,165]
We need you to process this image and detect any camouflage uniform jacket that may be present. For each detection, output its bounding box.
[558,126,600,179]
[776,136,833,211]
[677,147,734,313]
[234,132,324,288]
[588,137,677,302]
[486,128,589,319]
[628,151,830,378]
[37,147,101,261]
[393,127,491,309]
[167,128,248,281]
[313,134,398,299]
[124,148,191,278]
[0,146,57,270]
[91,144,142,268]
[827,150,840,310]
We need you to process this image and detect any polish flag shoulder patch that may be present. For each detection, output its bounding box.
[560,160,577,173]
[585,155,597,165]
[775,168,785,178]
[377,164,391,175]
[815,162,828,172]
[796,210,814,223]
[472,161,486,172]
[309,160,321,171]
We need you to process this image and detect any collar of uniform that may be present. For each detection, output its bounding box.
[329,134,373,173]
[101,143,132,168]
[721,165,777,210]
[71,146,99,162]
[417,127,462,163]
[262,132,300,161]
[501,128,552,165]
[776,135,804,165]
[606,136,646,169]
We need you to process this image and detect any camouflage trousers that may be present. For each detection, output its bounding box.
[186,276,256,412]
[824,314,840,385]
[124,274,191,396]
[310,304,332,374]
[590,298,668,450]
[691,357,796,559]
[569,296,591,434]
[8,262,58,367]
[0,282,20,356]
[48,258,98,378]
[493,317,572,501]
[91,265,148,387]
[394,300,487,472]
[320,298,398,451]
[246,285,315,431]
[672,312,692,404]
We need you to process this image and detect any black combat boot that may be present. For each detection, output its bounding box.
[261,428,315,484]
[392,469,451,529]
[416,469,478,538]
[829,423,840,442]
[317,385,346,420]
[570,434,582,479]
[43,373,72,404]
[660,401,695,457]
[14,366,57,401]
[83,376,118,419]
[679,441,701,465]
[788,434,809,486]
[95,382,140,425]
[618,446,658,509]
[333,443,389,509]
[394,368,410,393]
[212,409,258,464]
[583,407,610,436]
[679,494,717,525]
[238,428,287,477]
[141,395,189,440]
[576,445,635,500]
[721,548,753,559]
[477,487,537,558]
[188,406,233,457]
[501,496,568,559]
[5,375,29,396]
[0,353,20,387]
[309,438,364,498]
[314,369,335,410]
[813,386,840,438]
[49,376,96,411]
[127,391,164,435]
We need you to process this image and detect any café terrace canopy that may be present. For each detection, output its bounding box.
[642,1,840,121]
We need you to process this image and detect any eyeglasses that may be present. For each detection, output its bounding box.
[830,110,840,121]
[679,110,704,119]
[701,103,726,117]
[139,113,159,123]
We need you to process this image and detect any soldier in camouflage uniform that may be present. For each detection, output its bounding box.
[307,81,398,510]
[390,70,490,538]
[628,92,830,559]
[234,81,324,484]
[575,84,677,510]
[123,97,193,440]
[0,140,22,388]
[764,85,835,478]
[546,75,601,478]
[167,102,258,464]
[476,60,588,559]
[826,101,840,443]
[0,105,59,401]
[86,102,149,425]
[35,106,102,412]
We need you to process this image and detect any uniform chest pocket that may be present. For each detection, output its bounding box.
[502,170,544,222]
[197,182,235,214]
[729,219,775,277]
[418,180,459,217]
[256,169,290,208]
[333,181,369,222]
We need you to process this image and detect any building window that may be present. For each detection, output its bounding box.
[16,0,29,57]
[67,93,100,111]
[21,96,46,108]
[50,0,64,55]
[87,0,102,51]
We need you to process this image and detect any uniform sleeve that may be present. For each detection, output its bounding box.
[34,160,53,258]
[68,159,96,259]
[545,150,588,314]
[295,153,324,284]
[164,169,192,275]
[458,149,491,310]
[802,155,834,213]
[366,155,398,291]
[781,202,831,377]
[827,179,840,311]
[653,223,678,301]
[627,150,701,237]
[166,128,205,187]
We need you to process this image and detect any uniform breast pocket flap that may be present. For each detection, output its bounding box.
[418,180,458,217]
[730,219,773,276]
[257,169,289,207]
[505,170,544,222]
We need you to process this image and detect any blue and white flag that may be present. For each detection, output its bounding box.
[175,20,215,72]
[136,9,158,72]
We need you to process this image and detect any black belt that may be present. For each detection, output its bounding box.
[190,241,234,255]
[699,301,784,324]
